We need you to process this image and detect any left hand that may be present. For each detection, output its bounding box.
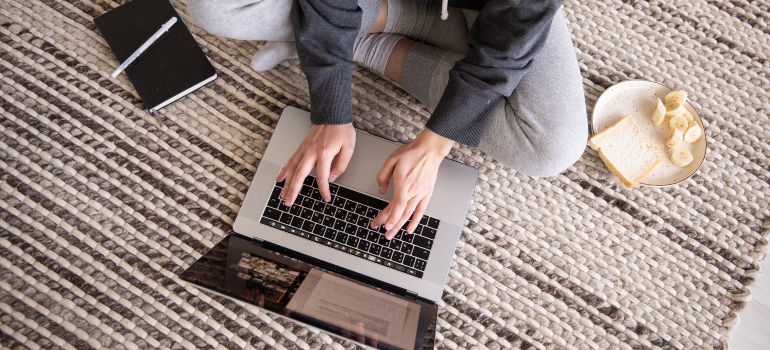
[370,129,454,239]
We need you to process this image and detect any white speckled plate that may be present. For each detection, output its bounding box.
[592,80,707,187]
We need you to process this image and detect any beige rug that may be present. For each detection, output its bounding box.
[1,0,769,349]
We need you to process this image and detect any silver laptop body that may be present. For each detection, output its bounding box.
[233,107,478,302]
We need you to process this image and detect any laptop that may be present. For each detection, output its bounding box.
[180,107,478,349]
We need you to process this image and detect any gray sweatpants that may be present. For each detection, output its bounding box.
[187,0,587,177]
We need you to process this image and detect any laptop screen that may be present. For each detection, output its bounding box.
[179,234,437,350]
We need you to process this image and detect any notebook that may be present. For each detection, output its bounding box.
[94,0,217,113]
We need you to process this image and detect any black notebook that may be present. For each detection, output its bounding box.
[94,0,217,113]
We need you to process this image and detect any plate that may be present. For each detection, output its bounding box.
[592,80,707,187]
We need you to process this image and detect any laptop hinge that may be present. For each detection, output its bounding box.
[405,290,418,300]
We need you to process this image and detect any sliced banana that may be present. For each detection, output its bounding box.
[651,98,666,125]
[665,106,686,120]
[665,90,687,111]
[666,127,684,148]
[683,120,702,143]
[670,148,693,167]
[670,115,688,133]
[683,110,694,122]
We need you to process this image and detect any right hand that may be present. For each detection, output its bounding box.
[276,123,356,206]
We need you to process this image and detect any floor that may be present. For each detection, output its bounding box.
[729,254,770,349]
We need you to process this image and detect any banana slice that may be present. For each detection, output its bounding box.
[683,110,694,122]
[666,127,684,148]
[665,90,687,111]
[683,120,702,143]
[670,148,693,167]
[665,106,686,120]
[670,114,688,133]
[651,98,666,125]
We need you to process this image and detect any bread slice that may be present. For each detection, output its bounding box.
[589,115,665,187]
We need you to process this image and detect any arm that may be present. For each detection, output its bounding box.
[291,0,362,125]
[279,0,362,206]
[426,0,564,146]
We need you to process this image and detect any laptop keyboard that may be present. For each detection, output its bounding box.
[259,175,440,278]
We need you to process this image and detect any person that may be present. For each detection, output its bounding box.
[188,0,587,240]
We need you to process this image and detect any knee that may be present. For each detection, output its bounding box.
[186,0,236,38]
[492,112,588,178]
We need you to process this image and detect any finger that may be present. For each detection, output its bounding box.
[315,152,334,202]
[329,145,354,182]
[280,153,302,201]
[371,205,391,228]
[376,156,396,195]
[353,321,366,343]
[383,194,409,237]
[407,196,429,233]
[285,156,316,206]
[387,196,419,239]
[276,147,301,182]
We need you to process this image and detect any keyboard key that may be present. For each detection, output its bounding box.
[300,185,313,197]
[329,183,339,195]
[344,200,357,211]
[354,204,368,215]
[337,186,388,210]
[289,205,302,216]
[300,208,313,220]
[335,232,348,244]
[279,212,293,225]
[301,197,315,208]
[311,189,323,201]
[303,177,314,186]
[412,235,433,249]
[358,240,370,252]
[413,225,422,235]
[267,197,280,209]
[419,216,428,225]
[344,223,357,235]
[401,232,414,243]
[356,227,368,239]
[334,219,347,231]
[365,208,378,219]
[369,244,382,255]
[278,201,290,212]
[403,255,415,267]
[401,243,413,255]
[394,264,406,272]
[333,196,346,208]
[413,246,430,260]
[389,239,402,251]
[313,224,326,236]
[324,205,337,216]
[380,247,393,260]
[334,208,348,220]
[324,229,337,240]
[290,216,304,228]
[414,259,427,271]
[392,251,404,264]
[322,215,335,227]
[276,180,285,188]
[427,217,440,229]
[311,212,324,224]
[406,268,418,276]
[347,236,359,247]
[357,216,370,228]
[378,235,389,246]
[263,208,281,220]
[313,201,325,212]
[366,231,379,242]
[345,212,359,224]
[422,227,437,239]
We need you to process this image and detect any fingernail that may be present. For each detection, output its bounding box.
[329,174,338,182]
[385,223,393,230]
[379,186,386,194]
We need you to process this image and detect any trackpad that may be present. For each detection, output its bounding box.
[287,269,420,348]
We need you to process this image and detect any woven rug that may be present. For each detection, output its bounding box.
[1,0,769,349]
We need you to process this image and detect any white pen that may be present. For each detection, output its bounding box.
[111,16,178,78]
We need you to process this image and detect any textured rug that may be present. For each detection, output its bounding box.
[1,0,769,349]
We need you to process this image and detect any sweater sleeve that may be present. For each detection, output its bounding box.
[425,0,563,146]
[291,0,361,125]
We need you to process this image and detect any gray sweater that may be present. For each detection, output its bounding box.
[291,0,563,146]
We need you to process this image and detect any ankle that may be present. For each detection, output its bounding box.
[368,0,387,34]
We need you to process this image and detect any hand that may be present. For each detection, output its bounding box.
[277,124,356,206]
[371,129,454,239]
